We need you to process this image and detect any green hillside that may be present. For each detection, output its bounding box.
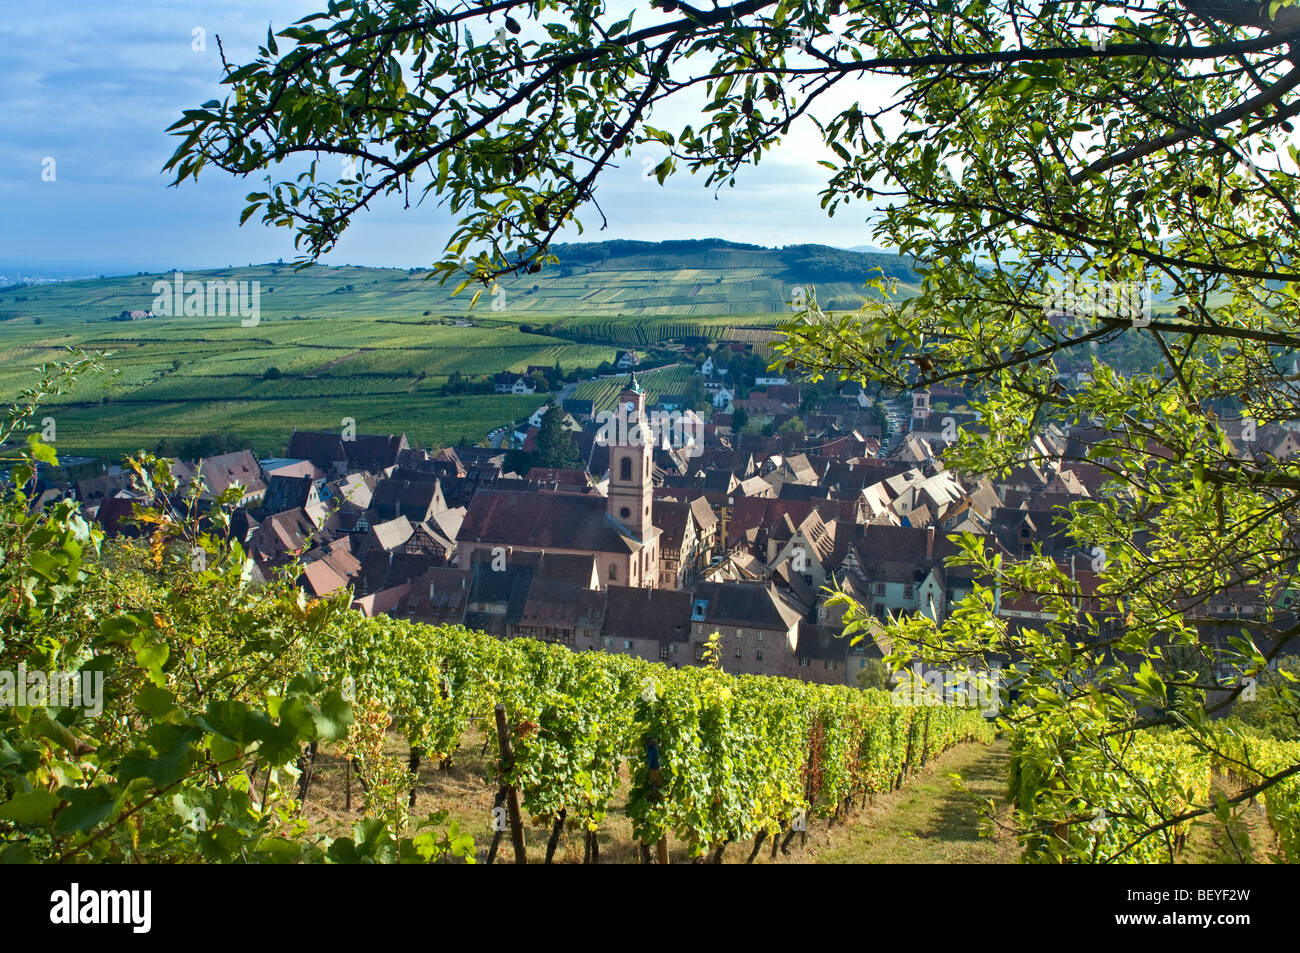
[0,241,907,459]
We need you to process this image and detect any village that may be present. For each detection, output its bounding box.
[37,343,1300,690]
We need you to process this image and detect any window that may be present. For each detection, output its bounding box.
[757,632,764,641]
[904,584,914,600]
[602,637,611,648]
[620,457,632,481]
[609,564,617,581]
[875,583,886,595]
[825,660,839,671]
[659,645,669,660]
[620,506,631,518]
[799,658,810,667]
[623,640,633,650]
[734,648,742,659]
[756,650,763,661]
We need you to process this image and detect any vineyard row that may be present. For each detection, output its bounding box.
[313,618,995,861]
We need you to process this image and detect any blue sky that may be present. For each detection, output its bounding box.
[0,2,886,278]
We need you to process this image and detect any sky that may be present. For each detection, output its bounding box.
[0,1,891,280]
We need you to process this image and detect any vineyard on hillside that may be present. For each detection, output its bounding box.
[553,313,786,346]
[1212,726,1300,861]
[570,365,697,413]
[308,617,995,861]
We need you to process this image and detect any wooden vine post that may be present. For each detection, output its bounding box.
[900,713,918,787]
[408,745,423,808]
[494,704,527,864]
[296,741,318,807]
[646,739,670,864]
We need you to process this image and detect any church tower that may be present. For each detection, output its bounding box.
[608,374,653,539]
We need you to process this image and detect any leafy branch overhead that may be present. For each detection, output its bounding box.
[167,1,1300,290]
[168,0,1300,860]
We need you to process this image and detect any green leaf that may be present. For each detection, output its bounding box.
[0,790,62,825]
[52,786,117,836]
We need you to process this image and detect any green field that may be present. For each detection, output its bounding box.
[0,241,903,459]
[570,365,699,413]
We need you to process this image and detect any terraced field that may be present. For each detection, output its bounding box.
[570,365,698,413]
[0,241,907,459]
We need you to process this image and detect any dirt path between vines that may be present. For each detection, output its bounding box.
[300,731,1019,864]
[800,738,1019,864]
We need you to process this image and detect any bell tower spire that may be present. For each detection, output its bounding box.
[608,374,652,539]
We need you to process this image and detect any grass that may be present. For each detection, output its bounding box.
[0,241,915,457]
[0,260,812,459]
[808,738,1020,864]
[299,727,1014,864]
[1179,775,1287,864]
[38,393,543,458]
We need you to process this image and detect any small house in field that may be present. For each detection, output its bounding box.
[494,372,537,394]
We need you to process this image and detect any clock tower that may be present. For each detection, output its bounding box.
[608,374,654,540]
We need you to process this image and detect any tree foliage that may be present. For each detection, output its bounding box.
[170,0,1300,858]
[0,360,473,863]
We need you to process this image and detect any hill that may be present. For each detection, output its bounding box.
[0,240,911,459]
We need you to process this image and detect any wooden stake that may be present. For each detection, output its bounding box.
[297,741,318,807]
[486,787,507,864]
[494,704,527,864]
[545,808,566,864]
[408,745,423,809]
[646,738,669,865]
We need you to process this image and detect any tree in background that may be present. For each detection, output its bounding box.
[534,403,582,470]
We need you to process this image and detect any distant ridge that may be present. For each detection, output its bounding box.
[5,238,922,324]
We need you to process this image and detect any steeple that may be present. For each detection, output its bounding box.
[607,378,652,540]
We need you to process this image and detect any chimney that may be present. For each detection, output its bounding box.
[926,525,935,559]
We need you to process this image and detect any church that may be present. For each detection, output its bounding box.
[456,376,661,588]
